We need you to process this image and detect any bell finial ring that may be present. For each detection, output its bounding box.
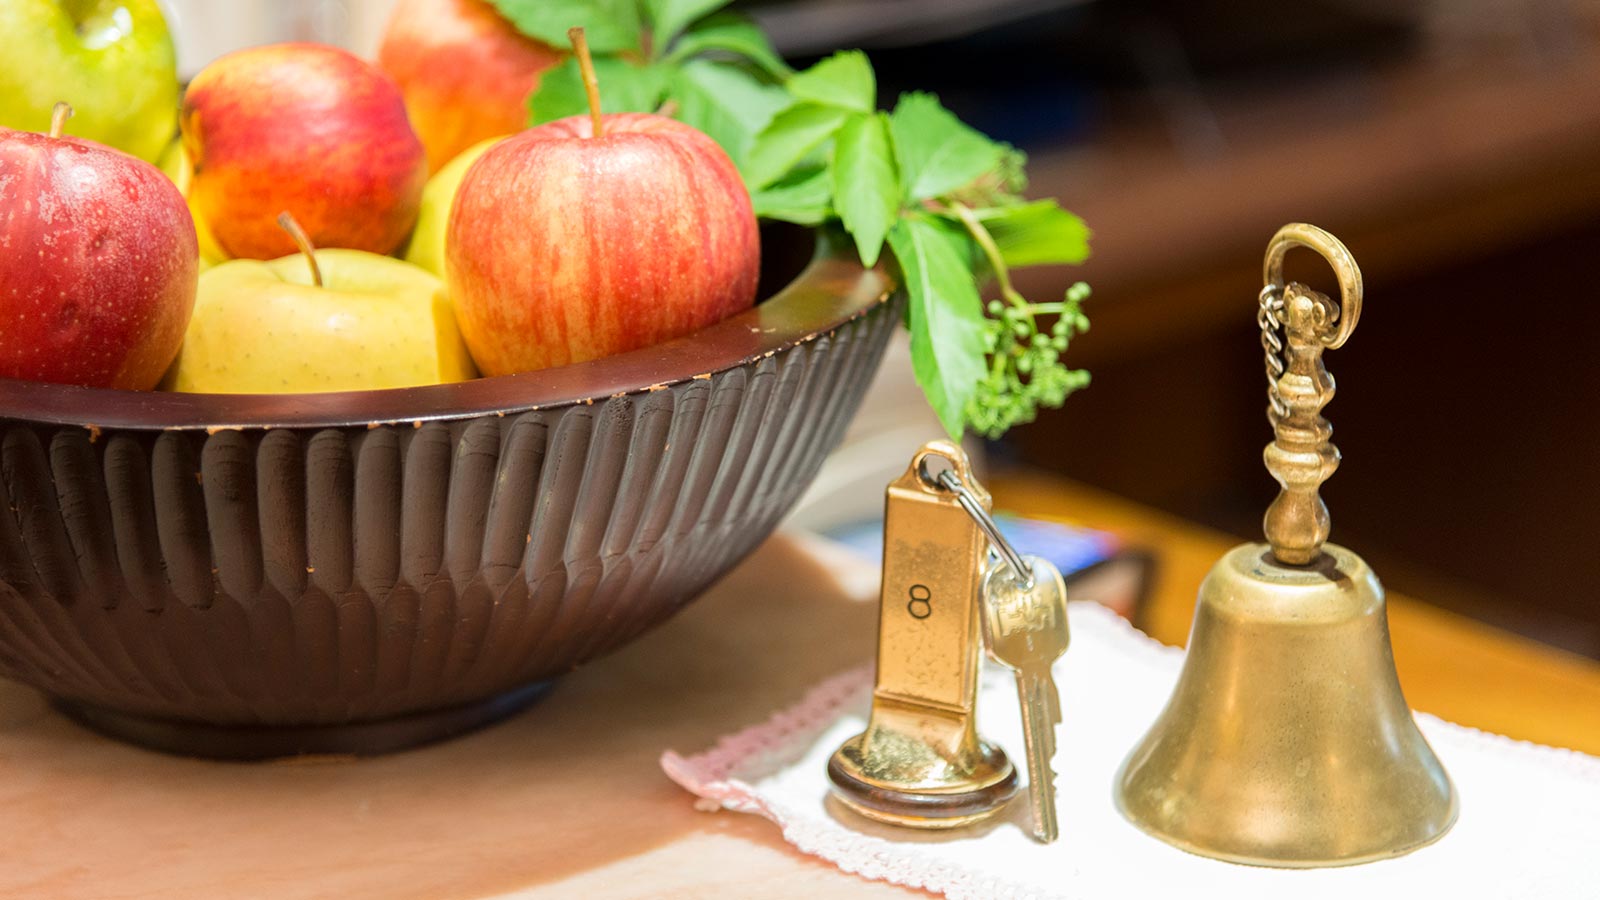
[1263,223,1363,348]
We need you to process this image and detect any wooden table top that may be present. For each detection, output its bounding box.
[2,473,1595,899]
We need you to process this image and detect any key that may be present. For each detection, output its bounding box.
[982,555,1071,843]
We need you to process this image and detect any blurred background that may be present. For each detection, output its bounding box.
[163,0,1600,657]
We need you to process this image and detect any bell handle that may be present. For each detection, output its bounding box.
[1263,224,1363,349]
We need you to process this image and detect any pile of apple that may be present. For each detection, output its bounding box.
[0,0,758,394]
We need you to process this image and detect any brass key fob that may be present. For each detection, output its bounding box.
[827,440,1018,828]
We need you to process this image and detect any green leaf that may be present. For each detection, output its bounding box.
[488,0,642,53]
[645,0,733,50]
[742,103,849,190]
[666,12,790,78]
[889,92,1006,201]
[670,60,789,170]
[889,215,987,439]
[750,168,832,225]
[973,200,1092,267]
[787,50,876,113]
[528,56,669,125]
[831,112,899,267]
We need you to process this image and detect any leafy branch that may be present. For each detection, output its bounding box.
[488,0,1092,440]
[489,0,791,171]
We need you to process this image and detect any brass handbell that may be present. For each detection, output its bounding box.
[1114,224,1458,867]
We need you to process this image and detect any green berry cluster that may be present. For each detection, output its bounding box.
[965,282,1092,439]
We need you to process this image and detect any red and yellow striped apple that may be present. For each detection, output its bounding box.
[445,30,759,376]
[377,0,561,171]
[0,105,197,390]
[181,43,427,260]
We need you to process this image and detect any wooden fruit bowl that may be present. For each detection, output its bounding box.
[0,229,897,759]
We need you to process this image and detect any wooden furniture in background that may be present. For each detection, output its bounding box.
[1008,47,1600,655]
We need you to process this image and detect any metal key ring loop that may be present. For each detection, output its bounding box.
[917,448,1035,590]
[935,469,1033,589]
[1262,223,1363,349]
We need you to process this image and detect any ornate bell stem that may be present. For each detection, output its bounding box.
[1263,285,1341,565]
[1257,223,1363,566]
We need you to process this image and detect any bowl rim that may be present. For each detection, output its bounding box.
[0,232,893,432]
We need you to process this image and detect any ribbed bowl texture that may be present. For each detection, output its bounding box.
[0,233,897,756]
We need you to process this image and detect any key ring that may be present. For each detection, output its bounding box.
[930,467,1035,591]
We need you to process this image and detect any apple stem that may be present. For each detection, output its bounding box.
[655,99,679,119]
[569,27,604,139]
[276,212,323,288]
[49,102,73,139]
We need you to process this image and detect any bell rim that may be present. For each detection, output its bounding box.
[1111,776,1460,868]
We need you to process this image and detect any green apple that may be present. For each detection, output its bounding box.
[156,139,229,270]
[405,135,503,278]
[166,245,477,393]
[0,0,180,164]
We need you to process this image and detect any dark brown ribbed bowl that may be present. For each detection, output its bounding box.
[0,231,897,758]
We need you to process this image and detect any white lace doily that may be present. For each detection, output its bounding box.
[664,602,1600,900]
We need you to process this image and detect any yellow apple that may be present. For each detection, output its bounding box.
[0,0,180,164]
[404,135,503,278]
[156,137,189,190]
[156,139,229,270]
[166,248,477,393]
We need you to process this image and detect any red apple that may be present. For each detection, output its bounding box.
[446,30,759,376]
[181,43,427,260]
[0,105,197,390]
[377,0,561,172]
